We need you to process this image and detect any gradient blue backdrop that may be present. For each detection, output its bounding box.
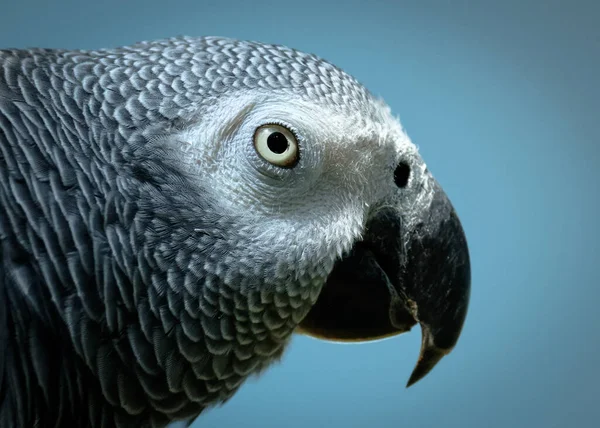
[1,1,598,427]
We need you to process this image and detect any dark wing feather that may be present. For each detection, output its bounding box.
[0,243,6,425]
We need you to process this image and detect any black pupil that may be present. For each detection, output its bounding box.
[394,162,411,188]
[267,132,289,154]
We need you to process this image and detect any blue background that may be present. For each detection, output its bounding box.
[1,1,598,427]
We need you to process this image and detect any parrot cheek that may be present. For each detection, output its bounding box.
[297,176,471,387]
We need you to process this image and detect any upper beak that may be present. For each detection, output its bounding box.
[297,175,471,387]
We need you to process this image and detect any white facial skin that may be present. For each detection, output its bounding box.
[164,90,429,290]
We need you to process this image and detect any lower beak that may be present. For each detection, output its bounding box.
[297,176,471,387]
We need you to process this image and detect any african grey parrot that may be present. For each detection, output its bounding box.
[0,36,471,427]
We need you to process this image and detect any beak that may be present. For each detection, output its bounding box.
[297,175,471,387]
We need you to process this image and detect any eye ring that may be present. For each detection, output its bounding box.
[253,124,299,168]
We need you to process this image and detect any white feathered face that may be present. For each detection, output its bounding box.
[175,90,425,276]
[158,81,468,387]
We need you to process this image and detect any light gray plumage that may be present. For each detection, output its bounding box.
[0,36,471,427]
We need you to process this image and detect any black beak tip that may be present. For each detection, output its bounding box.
[404,325,450,388]
[405,348,447,388]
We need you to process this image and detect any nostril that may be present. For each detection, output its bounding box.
[394,162,411,188]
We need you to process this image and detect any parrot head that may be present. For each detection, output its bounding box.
[0,36,471,427]
[147,37,471,387]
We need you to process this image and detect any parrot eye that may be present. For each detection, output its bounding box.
[253,124,299,167]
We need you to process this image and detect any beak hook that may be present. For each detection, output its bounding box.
[406,325,450,387]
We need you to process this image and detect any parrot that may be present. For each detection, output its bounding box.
[0,36,471,428]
